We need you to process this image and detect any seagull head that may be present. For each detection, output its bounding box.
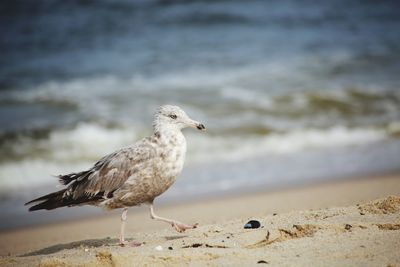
[153,105,206,132]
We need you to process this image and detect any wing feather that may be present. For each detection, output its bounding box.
[65,137,157,203]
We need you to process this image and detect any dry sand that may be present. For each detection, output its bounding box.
[1,174,400,266]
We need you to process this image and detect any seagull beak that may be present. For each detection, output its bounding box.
[196,123,206,131]
[187,119,206,131]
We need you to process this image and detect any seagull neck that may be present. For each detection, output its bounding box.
[153,127,184,141]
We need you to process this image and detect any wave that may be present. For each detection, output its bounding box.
[1,66,399,131]
[0,123,140,195]
[188,126,388,163]
[0,123,390,195]
[0,123,139,162]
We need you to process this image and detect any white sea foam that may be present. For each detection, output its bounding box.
[10,123,139,162]
[0,123,141,194]
[45,123,138,161]
[0,61,299,106]
[1,63,399,135]
[0,123,388,194]
[187,126,388,164]
[0,160,91,194]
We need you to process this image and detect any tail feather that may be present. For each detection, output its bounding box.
[26,189,106,211]
[25,189,65,205]
[25,189,67,211]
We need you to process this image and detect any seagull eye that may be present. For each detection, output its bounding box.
[169,114,177,119]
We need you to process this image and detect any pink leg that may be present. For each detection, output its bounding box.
[119,208,141,247]
[149,204,198,233]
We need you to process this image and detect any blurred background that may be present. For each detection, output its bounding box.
[0,0,400,229]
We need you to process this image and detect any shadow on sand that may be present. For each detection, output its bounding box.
[20,237,119,256]
[165,235,187,241]
[20,235,187,256]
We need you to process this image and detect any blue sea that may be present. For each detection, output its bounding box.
[0,0,400,230]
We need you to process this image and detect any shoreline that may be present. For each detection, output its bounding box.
[0,173,399,259]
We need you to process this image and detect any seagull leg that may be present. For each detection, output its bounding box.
[149,203,198,233]
[119,208,141,247]
[119,208,128,245]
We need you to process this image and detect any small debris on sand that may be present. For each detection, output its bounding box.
[244,220,261,229]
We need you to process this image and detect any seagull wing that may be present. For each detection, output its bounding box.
[67,139,157,202]
[26,137,157,210]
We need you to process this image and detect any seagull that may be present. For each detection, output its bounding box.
[25,105,206,246]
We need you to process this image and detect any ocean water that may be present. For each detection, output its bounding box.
[1,0,400,229]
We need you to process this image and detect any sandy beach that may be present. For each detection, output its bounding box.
[1,174,400,266]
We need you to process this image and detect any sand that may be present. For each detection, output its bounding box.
[1,174,400,266]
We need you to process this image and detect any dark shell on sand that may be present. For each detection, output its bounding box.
[244,220,261,229]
